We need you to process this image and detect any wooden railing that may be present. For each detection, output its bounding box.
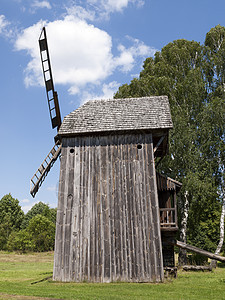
[160,208,177,229]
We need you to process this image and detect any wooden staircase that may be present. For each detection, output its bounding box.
[30,141,62,197]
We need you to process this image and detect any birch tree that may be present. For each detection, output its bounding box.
[211,191,225,267]
[204,26,225,265]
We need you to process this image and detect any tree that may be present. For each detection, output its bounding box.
[21,201,57,229]
[0,194,24,250]
[8,214,56,252]
[7,230,33,253]
[27,214,55,252]
[115,26,225,264]
[203,25,225,266]
[3,200,57,253]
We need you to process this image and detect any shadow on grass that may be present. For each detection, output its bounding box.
[217,262,225,268]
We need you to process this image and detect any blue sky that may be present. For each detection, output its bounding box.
[0,0,225,212]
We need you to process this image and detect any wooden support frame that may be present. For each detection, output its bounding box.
[173,240,225,263]
[153,135,166,158]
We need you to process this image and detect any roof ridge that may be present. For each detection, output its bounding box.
[83,95,168,105]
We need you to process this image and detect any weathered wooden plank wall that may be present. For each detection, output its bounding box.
[53,133,164,282]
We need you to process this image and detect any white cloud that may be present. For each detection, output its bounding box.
[115,44,134,72]
[81,81,120,104]
[21,198,30,203]
[20,199,39,213]
[103,0,144,13]
[87,0,144,13]
[0,15,8,33]
[20,199,30,213]
[115,37,157,72]
[0,15,15,38]
[21,205,32,213]
[15,10,155,103]
[101,81,121,98]
[66,5,96,21]
[15,20,47,87]
[32,0,51,10]
[89,0,130,13]
[127,36,155,56]
[15,16,114,91]
[67,0,145,20]
[21,204,33,213]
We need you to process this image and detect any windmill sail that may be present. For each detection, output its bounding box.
[39,27,61,130]
[30,141,62,198]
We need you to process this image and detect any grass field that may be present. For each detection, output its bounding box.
[0,251,225,300]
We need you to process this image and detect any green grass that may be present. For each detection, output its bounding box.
[0,251,225,299]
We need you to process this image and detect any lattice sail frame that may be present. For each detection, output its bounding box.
[39,27,61,130]
[30,27,63,197]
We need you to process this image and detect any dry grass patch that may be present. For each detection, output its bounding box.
[0,293,61,300]
[0,251,54,263]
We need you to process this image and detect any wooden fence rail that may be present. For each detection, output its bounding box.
[160,208,177,228]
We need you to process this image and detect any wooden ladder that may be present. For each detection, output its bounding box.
[30,141,62,197]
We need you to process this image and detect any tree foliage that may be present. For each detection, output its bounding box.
[0,196,56,252]
[21,202,57,229]
[115,25,225,252]
[7,215,55,252]
[27,214,55,252]
[7,230,33,252]
[0,194,24,250]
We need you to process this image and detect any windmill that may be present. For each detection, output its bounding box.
[30,27,62,198]
[29,28,225,282]
[28,26,182,284]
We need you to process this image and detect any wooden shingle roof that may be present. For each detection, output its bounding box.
[58,96,173,136]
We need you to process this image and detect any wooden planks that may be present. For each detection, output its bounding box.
[53,133,164,282]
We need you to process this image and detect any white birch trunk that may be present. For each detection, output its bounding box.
[178,191,189,265]
[211,187,225,268]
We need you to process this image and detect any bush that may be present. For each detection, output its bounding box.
[21,202,57,229]
[187,253,208,266]
[0,194,24,250]
[27,214,56,252]
[7,230,34,253]
[7,215,56,253]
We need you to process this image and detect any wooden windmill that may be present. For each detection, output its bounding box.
[30,27,181,283]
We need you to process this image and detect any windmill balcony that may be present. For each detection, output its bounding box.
[160,208,178,231]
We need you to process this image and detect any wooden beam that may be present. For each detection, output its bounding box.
[183,265,212,272]
[153,135,166,153]
[173,240,225,263]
